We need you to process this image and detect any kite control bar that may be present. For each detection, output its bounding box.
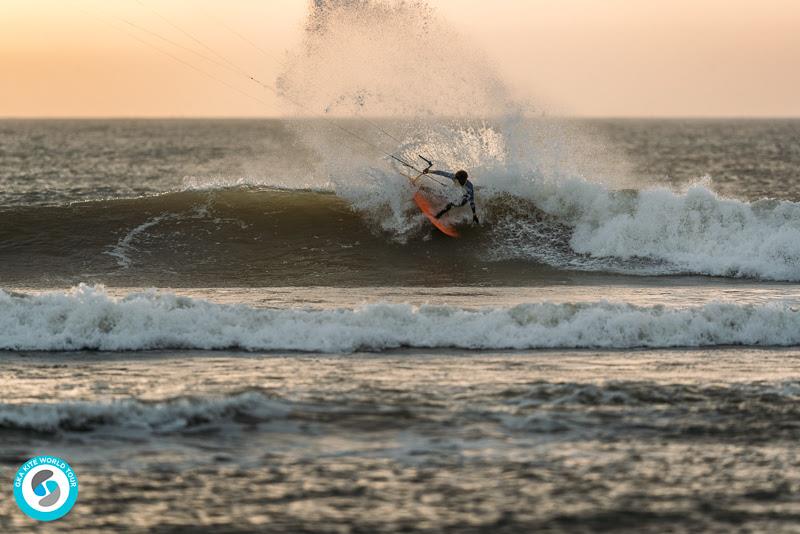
[392,153,447,186]
[418,155,432,172]
[416,154,448,186]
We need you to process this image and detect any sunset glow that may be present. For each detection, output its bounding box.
[2,0,800,117]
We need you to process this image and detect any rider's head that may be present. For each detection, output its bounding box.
[455,170,468,185]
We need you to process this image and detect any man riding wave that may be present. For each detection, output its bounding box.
[422,168,479,224]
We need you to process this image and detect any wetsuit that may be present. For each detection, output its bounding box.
[430,170,478,223]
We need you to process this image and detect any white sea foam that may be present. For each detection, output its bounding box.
[104,213,176,268]
[0,392,290,432]
[0,286,798,353]
[488,177,800,281]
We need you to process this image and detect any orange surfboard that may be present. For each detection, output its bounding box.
[413,191,460,238]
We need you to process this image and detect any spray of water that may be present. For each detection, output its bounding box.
[272,1,639,239]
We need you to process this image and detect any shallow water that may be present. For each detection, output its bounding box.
[1,285,800,531]
[2,348,800,532]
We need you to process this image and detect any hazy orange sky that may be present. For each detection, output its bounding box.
[2,0,800,117]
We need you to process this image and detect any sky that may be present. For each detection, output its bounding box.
[2,0,800,118]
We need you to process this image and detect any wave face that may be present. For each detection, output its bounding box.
[1,286,798,352]
[1,178,799,285]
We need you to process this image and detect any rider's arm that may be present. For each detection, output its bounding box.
[465,183,478,223]
[429,170,456,180]
[455,183,475,210]
[468,183,476,215]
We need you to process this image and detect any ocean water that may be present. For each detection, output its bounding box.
[1,118,800,532]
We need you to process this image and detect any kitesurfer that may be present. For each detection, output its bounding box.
[423,168,479,224]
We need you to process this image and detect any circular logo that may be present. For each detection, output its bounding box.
[13,456,78,522]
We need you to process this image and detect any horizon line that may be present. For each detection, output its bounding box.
[3,115,800,121]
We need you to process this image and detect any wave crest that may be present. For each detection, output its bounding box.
[1,286,798,352]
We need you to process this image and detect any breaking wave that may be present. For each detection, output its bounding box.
[0,392,291,433]
[3,382,799,435]
[486,178,800,281]
[1,286,799,352]
[2,176,799,283]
